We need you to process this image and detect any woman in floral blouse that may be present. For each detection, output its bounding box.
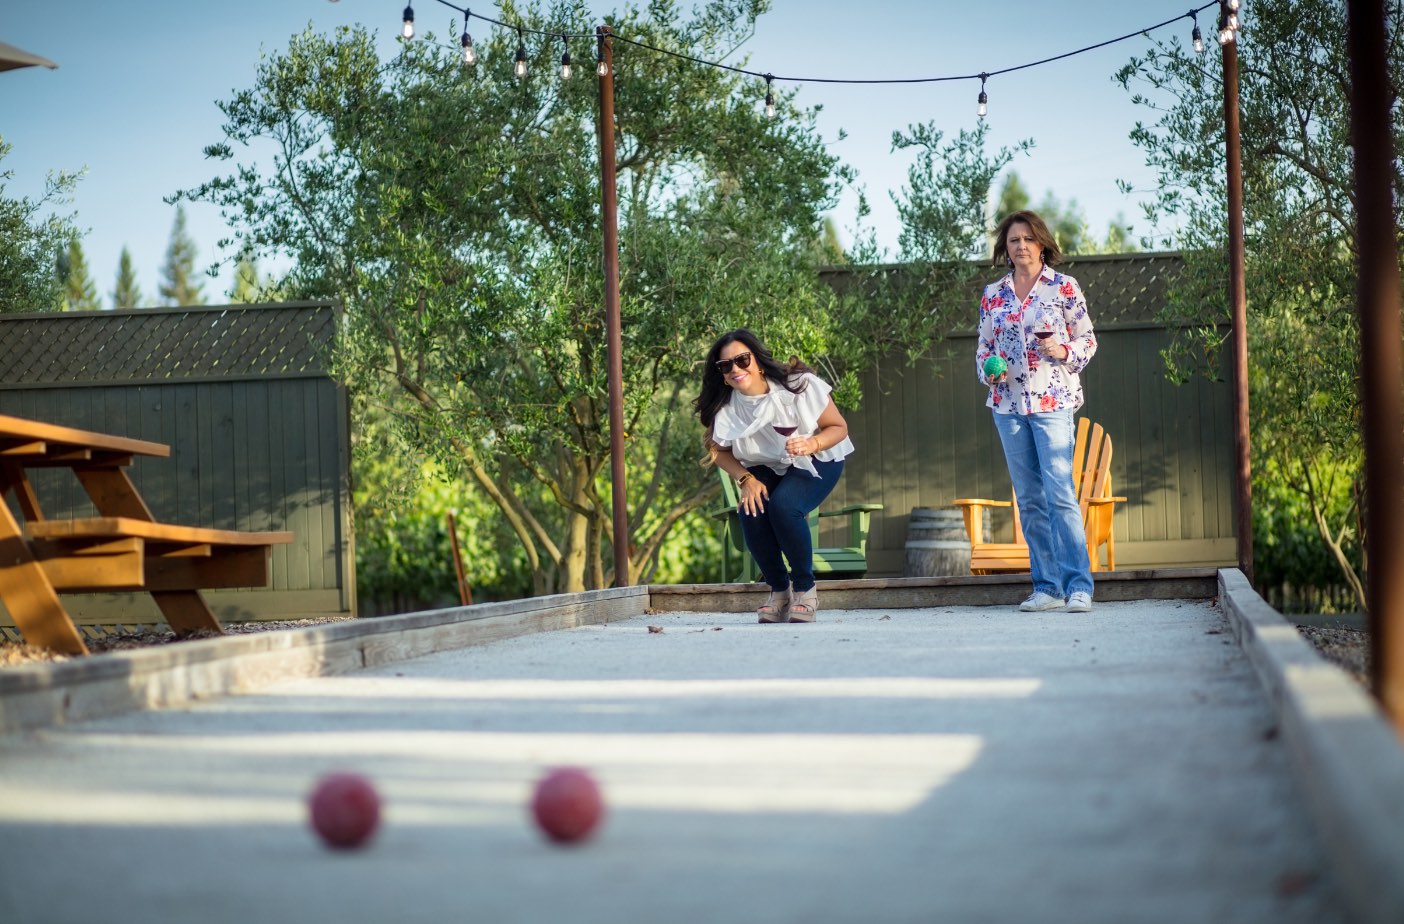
[976,210,1098,613]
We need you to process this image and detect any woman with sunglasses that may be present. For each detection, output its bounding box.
[694,329,853,623]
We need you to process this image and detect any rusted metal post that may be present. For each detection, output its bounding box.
[1345,0,1404,730]
[597,26,630,587]
[1221,5,1253,583]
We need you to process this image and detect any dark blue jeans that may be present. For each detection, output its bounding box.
[738,459,845,593]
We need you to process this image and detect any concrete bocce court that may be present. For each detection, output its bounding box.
[1,569,1402,924]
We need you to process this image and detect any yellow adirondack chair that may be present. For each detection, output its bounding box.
[951,418,1126,574]
[709,469,882,583]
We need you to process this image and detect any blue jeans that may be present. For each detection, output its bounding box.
[991,410,1093,599]
[738,459,844,593]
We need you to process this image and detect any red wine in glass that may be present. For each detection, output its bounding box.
[772,425,798,436]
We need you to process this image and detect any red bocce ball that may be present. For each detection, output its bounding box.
[531,767,604,844]
[309,772,381,849]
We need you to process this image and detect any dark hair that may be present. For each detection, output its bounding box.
[694,329,811,433]
[992,209,1062,268]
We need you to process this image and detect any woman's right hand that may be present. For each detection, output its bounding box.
[739,476,769,515]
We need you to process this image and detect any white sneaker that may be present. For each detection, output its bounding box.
[1065,592,1093,613]
[1019,591,1066,612]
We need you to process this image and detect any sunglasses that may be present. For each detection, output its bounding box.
[714,352,754,375]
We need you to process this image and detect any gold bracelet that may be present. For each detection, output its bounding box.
[737,473,752,487]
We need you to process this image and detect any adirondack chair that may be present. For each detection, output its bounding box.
[951,418,1126,574]
[709,469,883,583]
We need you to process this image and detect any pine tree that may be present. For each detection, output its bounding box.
[158,205,205,306]
[60,236,101,312]
[111,246,144,309]
[228,248,261,303]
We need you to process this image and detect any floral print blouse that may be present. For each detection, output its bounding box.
[976,266,1097,415]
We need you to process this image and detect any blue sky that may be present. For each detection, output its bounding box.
[2,1,1199,304]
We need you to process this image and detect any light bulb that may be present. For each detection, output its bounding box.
[977,91,988,118]
[1226,0,1240,10]
[401,5,414,40]
[561,49,572,80]
[1227,12,1239,30]
[764,92,776,119]
[461,32,476,66]
[515,41,528,79]
[1218,25,1235,45]
[597,59,609,77]
[1192,25,1204,54]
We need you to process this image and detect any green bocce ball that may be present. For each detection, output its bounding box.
[983,355,1007,379]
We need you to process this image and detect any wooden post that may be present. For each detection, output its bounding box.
[446,510,472,606]
[1345,0,1404,731]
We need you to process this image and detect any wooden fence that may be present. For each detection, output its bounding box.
[0,303,353,631]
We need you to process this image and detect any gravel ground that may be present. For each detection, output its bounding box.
[0,617,355,668]
[1293,624,1371,688]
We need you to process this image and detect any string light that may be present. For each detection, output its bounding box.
[1217,8,1235,45]
[1217,0,1242,44]
[391,0,1223,116]
[514,28,528,79]
[461,27,476,66]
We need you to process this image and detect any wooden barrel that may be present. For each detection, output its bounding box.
[903,507,982,577]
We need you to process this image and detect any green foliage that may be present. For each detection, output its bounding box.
[0,136,82,314]
[354,448,532,613]
[227,248,262,303]
[179,1,872,593]
[158,204,205,306]
[58,235,101,312]
[836,121,1036,373]
[1116,0,1401,607]
[1252,454,1362,593]
[111,246,144,309]
[893,121,1031,265]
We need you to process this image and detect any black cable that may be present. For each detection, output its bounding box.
[410,0,1222,88]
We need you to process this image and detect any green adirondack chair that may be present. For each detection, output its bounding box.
[708,469,883,583]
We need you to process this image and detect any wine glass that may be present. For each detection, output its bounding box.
[772,403,800,464]
[1033,314,1057,357]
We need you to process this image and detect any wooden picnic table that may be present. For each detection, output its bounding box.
[0,412,293,655]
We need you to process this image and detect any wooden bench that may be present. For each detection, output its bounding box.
[710,469,882,583]
[0,413,294,655]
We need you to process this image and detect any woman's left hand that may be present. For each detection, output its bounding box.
[786,434,820,457]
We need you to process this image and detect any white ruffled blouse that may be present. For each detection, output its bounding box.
[711,372,855,477]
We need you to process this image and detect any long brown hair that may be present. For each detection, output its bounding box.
[694,329,812,462]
